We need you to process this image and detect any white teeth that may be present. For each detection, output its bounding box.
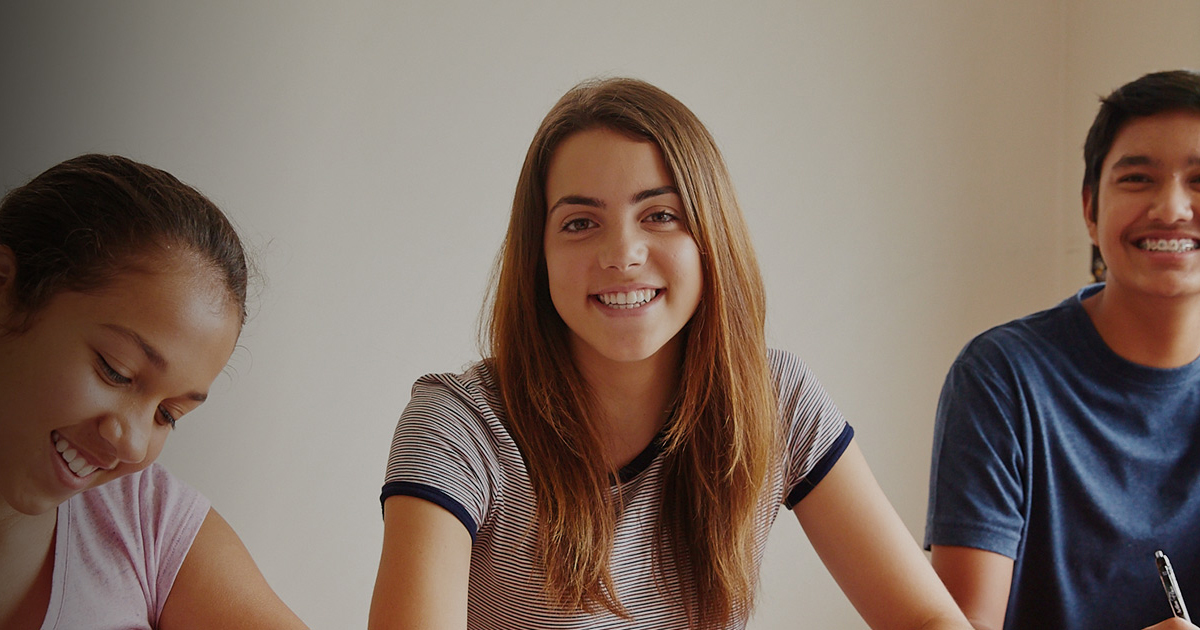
[1138,238,1198,253]
[597,289,657,308]
[52,433,98,479]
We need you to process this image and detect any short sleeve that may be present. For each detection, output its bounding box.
[771,350,854,508]
[381,374,498,540]
[137,465,210,620]
[56,463,210,628]
[924,347,1026,557]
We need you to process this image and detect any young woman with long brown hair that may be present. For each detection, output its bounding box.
[370,78,971,629]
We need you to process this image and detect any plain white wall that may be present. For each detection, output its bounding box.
[1,2,1197,628]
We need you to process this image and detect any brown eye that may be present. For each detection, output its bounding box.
[562,218,597,233]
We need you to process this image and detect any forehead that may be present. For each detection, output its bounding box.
[1104,110,1200,169]
[75,255,240,352]
[545,128,671,194]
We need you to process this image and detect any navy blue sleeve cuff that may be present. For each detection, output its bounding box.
[381,481,478,541]
[784,423,855,509]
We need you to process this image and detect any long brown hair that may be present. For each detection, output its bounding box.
[483,78,777,627]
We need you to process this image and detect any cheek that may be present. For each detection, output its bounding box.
[146,429,170,463]
[672,240,704,294]
[1091,207,1129,250]
[542,247,578,306]
[27,362,112,429]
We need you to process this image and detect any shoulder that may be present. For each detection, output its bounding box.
[50,467,209,629]
[386,361,513,534]
[77,463,209,533]
[766,347,813,389]
[929,299,1088,453]
[395,361,511,456]
[765,347,846,435]
[767,347,837,415]
[405,361,503,422]
[951,295,1082,379]
[57,464,211,623]
[767,349,853,506]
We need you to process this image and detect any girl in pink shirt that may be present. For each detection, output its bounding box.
[0,155,306,630]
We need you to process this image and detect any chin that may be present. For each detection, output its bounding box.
[606,343,673,364]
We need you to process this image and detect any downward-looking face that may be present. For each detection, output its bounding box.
[0,250,242,516]
[542,127,703,375]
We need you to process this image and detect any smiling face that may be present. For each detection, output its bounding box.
[543,127,703,376]
[0,249,241,516]
[1085,110,1200,303]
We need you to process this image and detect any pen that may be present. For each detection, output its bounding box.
[1156,550,1191,622]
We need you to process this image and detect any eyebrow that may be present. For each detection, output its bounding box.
[548,185,680,214]
[633,186,679,203]
[1110,155,1159,169]
[1110,154,1200,169]
[101,324,209,402]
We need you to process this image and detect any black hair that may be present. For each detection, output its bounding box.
[1082,69,1200,220]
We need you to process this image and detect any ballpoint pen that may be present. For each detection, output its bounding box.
[1156,550,1190,622]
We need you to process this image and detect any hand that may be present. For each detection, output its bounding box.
[1142,618,1200,630]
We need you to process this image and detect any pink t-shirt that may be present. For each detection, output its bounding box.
[40,463,210,630]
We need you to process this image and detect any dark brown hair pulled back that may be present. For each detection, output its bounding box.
[0,154,248,331]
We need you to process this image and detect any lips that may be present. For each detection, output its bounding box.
[51,431,100,478]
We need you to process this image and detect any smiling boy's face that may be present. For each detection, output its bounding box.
[1085,109,1200,305]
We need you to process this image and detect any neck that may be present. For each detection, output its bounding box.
[0,503,56,566]
[1083,286,1200,368]
[0,504,56,629]
[571,336,683,470]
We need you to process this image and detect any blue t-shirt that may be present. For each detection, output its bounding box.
[926,285,1200,630]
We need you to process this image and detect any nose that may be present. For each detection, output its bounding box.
[1148,178,1196,223]
[598,221,647,271]
[97,408,153,464]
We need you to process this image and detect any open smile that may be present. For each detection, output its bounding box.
[594,288,660,309]
[1136,238,1199,253]
[51,431,102,479]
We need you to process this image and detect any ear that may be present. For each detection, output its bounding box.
[1082,188,1099,246]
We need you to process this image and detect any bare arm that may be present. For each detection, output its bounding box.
[159,508,307,630]
[792,440,972,630]
[929,545,1013,630]
[368,495,472,630]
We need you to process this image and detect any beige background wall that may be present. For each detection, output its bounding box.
[2,2,1197,628]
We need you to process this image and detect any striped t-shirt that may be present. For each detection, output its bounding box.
[381,348,852,629]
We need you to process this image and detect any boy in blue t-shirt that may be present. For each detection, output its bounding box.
[926,70,1200,630]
